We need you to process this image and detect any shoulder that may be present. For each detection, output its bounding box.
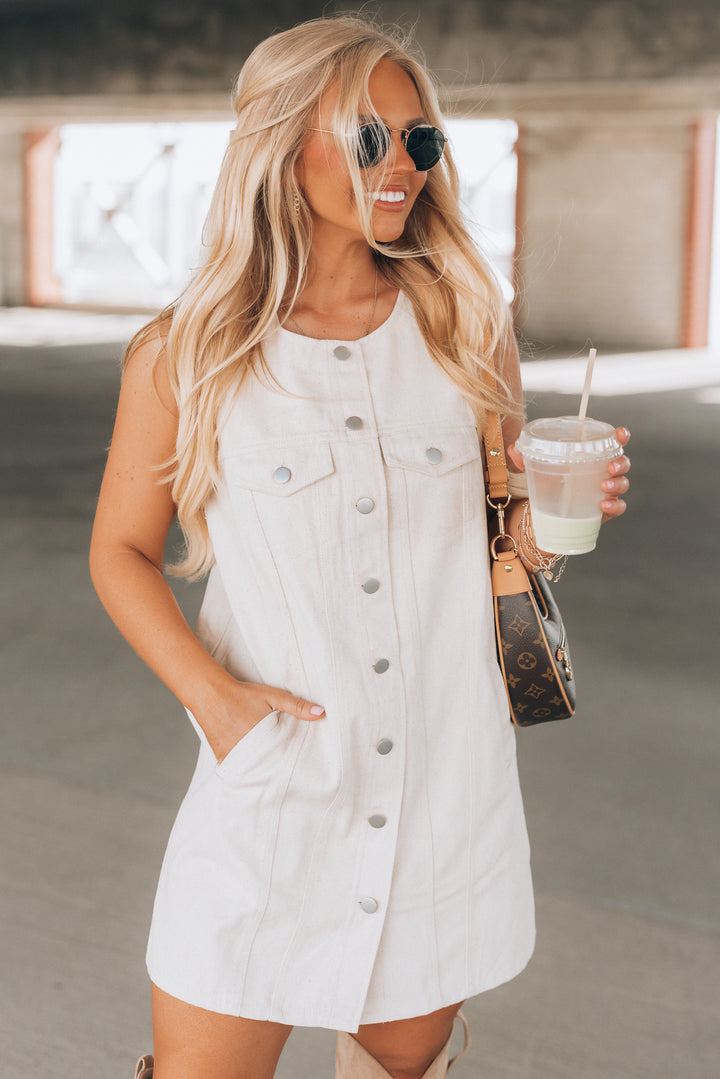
[123,316,177,417]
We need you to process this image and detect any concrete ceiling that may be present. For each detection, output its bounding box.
[1,1,719,98]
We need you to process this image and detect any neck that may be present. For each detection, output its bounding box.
[279,222,388,340]
[281,243,382,341]
[298,227,377,309]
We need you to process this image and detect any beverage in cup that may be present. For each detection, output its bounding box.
[515,416,622,555]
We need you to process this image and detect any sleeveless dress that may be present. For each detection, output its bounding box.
[145,293,535,1033]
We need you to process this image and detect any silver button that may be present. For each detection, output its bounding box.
[345,416,363,430]
[356,497,375,514]
[360,897,379,914]
[426,447,443,464]
[334,346,351,361]
[368,814,387,829]
[373,658,390,674]
[376,739,393,755]
[273,466,291,484]
[362,578,380,594]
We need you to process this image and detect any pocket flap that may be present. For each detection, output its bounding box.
[380,427,481,477]
[225,442,335,496]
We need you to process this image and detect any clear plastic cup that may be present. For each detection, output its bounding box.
[515,417,622,555]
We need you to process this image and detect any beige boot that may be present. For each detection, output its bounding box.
[446,1011,471,1075]
[336,1010,470,1078]
[134,1055,154,1079]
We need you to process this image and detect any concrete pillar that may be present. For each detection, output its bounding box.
[26,129,63,307]
[514,116,714,352]
[0,132,26,305]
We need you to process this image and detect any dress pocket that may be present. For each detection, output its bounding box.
[214,709,283,781]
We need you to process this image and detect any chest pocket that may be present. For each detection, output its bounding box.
[225,442,335,496]
[223,442,336,558]
[380,427,484,530]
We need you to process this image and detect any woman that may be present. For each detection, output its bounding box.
[90,15,630,1079]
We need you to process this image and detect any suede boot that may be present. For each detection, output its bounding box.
[134,1055,154,1079]
[336,1010,470,1078]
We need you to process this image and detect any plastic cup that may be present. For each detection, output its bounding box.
[515,416,622,555]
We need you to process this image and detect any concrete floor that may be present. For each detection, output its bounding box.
[1,321,719,1078]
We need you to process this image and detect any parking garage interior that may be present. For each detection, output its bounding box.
[1,4,718,1077]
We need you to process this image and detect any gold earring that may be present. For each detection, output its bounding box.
[294,192,301,216]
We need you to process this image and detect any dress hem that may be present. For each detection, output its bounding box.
[146,935,535,1034]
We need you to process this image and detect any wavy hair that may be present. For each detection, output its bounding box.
[126,13,522,579]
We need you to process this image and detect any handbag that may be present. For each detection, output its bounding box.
[482,392,576,727]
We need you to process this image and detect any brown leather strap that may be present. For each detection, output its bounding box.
[483,408,509,502]
[481,359,509,503]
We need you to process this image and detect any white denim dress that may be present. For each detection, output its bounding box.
[146,293,535,1033]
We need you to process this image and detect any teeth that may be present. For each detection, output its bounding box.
[372,190,406,203]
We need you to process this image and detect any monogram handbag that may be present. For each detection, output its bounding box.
[482,394,576,727]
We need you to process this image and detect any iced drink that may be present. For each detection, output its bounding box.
[515,417,622,555]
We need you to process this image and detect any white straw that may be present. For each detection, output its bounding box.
[560,346,597,518]
[578,347,597,423]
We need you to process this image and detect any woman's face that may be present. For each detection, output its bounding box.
[296,60,430,245]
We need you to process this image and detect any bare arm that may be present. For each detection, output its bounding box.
[89,334,324,761]
[494,321,631,560]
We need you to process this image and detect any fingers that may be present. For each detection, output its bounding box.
[601,474,630,497]
[601,441,631,520]
[608,453,631,478]
[205,683,326,762]
[601,498,627,521]
[269,690,325,722]
[601,465,629,519]
[601,472,630,518]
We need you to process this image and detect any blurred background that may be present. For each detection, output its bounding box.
[0,2,718,1078]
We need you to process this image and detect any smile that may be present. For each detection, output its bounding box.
[371,190,406,204]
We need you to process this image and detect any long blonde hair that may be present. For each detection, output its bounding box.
[127,14,522,579]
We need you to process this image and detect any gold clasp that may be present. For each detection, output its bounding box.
[487,493,514,562]
[490,531,518,561]
[486,493,511,528]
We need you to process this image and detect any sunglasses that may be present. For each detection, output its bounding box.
[312,122,446,172]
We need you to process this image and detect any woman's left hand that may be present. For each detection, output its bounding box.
[507,426,631,524]
[600,427,631,522]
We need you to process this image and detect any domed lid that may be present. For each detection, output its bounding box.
[516,416,622,463]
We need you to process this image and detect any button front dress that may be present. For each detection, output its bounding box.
[146,293,535,1033]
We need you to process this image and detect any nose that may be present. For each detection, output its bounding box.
[386,130,417,174]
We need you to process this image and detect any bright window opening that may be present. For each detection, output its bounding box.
[54,123,233,308]
[445,118,518,302]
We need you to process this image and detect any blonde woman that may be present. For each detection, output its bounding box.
[90,15,630,1079]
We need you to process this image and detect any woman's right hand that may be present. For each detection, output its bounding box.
[200,677,325,763]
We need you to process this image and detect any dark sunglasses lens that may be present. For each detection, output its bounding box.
[357,123,391,169]
[405,126,445,171]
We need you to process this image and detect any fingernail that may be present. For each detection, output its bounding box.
[310,706,325,716]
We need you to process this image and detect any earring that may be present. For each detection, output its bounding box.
[293,192,301,217]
